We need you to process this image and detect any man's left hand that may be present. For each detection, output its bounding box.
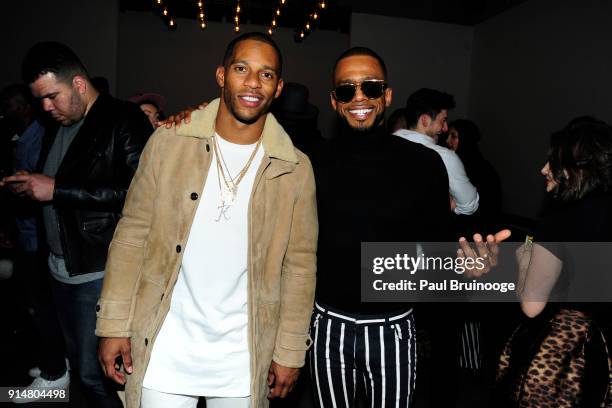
[267,361,299,399]
[2,173,55,201]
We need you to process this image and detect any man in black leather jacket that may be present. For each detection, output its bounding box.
[2,42,151,407]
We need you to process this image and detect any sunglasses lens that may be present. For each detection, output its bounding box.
[334,84,356,103]
[361,81,385,99]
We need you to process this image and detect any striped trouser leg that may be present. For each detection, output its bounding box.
[355,314,417,408]
[310,311,357,408]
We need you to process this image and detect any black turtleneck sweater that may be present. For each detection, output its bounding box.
[310,124,452,314]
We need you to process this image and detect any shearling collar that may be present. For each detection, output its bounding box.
[175,98,299,164]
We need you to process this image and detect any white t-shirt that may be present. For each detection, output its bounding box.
[143,133,265,397]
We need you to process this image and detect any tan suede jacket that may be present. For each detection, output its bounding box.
[95,99,318,407]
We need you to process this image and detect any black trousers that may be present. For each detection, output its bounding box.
[309,303,417,408]
[14,250,66,380]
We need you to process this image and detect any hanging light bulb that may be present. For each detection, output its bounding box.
[268,27,273,35]
[313,11,318,19]
[320,1,326,9]
[272,19,277,27]
[235,25,240,32]
[276,8,281,16]
[201,21,207,29]
[169,18,175,27]
[163,7,168,16]
[156,0,162,5]
[306,22,311,30]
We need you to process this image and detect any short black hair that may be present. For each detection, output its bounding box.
[21,41,89,85]
[222,32,283,77]
[549,117,612,201]
[332,47,387,84]
[405,88,455,129]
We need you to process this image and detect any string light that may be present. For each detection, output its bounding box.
[162,7,168,16]
[156,0,162,5]
[296,0,327,42]
[267,0,288,36]
[197,0,206,30]
[234,0,240,33]
[169,17,176,27]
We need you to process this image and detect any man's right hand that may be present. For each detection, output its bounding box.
[98,337,133,385]
[158,101,208,129]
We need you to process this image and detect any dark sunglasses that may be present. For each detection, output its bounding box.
[332,80,388,103]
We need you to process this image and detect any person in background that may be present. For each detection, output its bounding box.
[270,82,322,156]
[447,119,502,234]
[386,107,407,134]
[493,117,612,406]
[397,88,480,216]
[1,41,151,406]
[0,83,69,403]
[128,92,166,128]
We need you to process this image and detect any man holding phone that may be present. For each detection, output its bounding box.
[1,41,151,406]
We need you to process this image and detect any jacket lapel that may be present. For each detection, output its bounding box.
[56,94,110,178]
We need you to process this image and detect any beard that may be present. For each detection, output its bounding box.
[59,89,87,126]
[222,87,268,125]
[335,109,385,134]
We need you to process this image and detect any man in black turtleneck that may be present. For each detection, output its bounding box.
[308,47,451,407]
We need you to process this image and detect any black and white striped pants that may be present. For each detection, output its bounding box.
[309,303,417,408]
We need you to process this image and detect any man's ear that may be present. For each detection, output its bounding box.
[72,76,87,95]
[215,66,225,88]
[330,92,337,112]
[384,87,393,108]
[420,114,431,129]
[274,78,284,99]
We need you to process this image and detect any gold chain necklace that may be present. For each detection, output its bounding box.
[212,134,262,221]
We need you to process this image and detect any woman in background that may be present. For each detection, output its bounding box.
[496,118,612,407]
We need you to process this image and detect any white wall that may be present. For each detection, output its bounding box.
[350,13,474,118]
[469,0,612,218]
[116,11,349,138]
[1,0,118,93]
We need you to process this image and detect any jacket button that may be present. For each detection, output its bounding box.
[95,304,100,312]
[145,338,149,346]
[190,192,198,200]
[176,245,182,253]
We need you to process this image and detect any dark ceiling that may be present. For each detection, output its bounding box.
[121,0,528,36]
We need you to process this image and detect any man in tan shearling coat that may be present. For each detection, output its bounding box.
[95,32,317,408]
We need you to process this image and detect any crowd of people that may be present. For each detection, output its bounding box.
[1,32,611,408]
